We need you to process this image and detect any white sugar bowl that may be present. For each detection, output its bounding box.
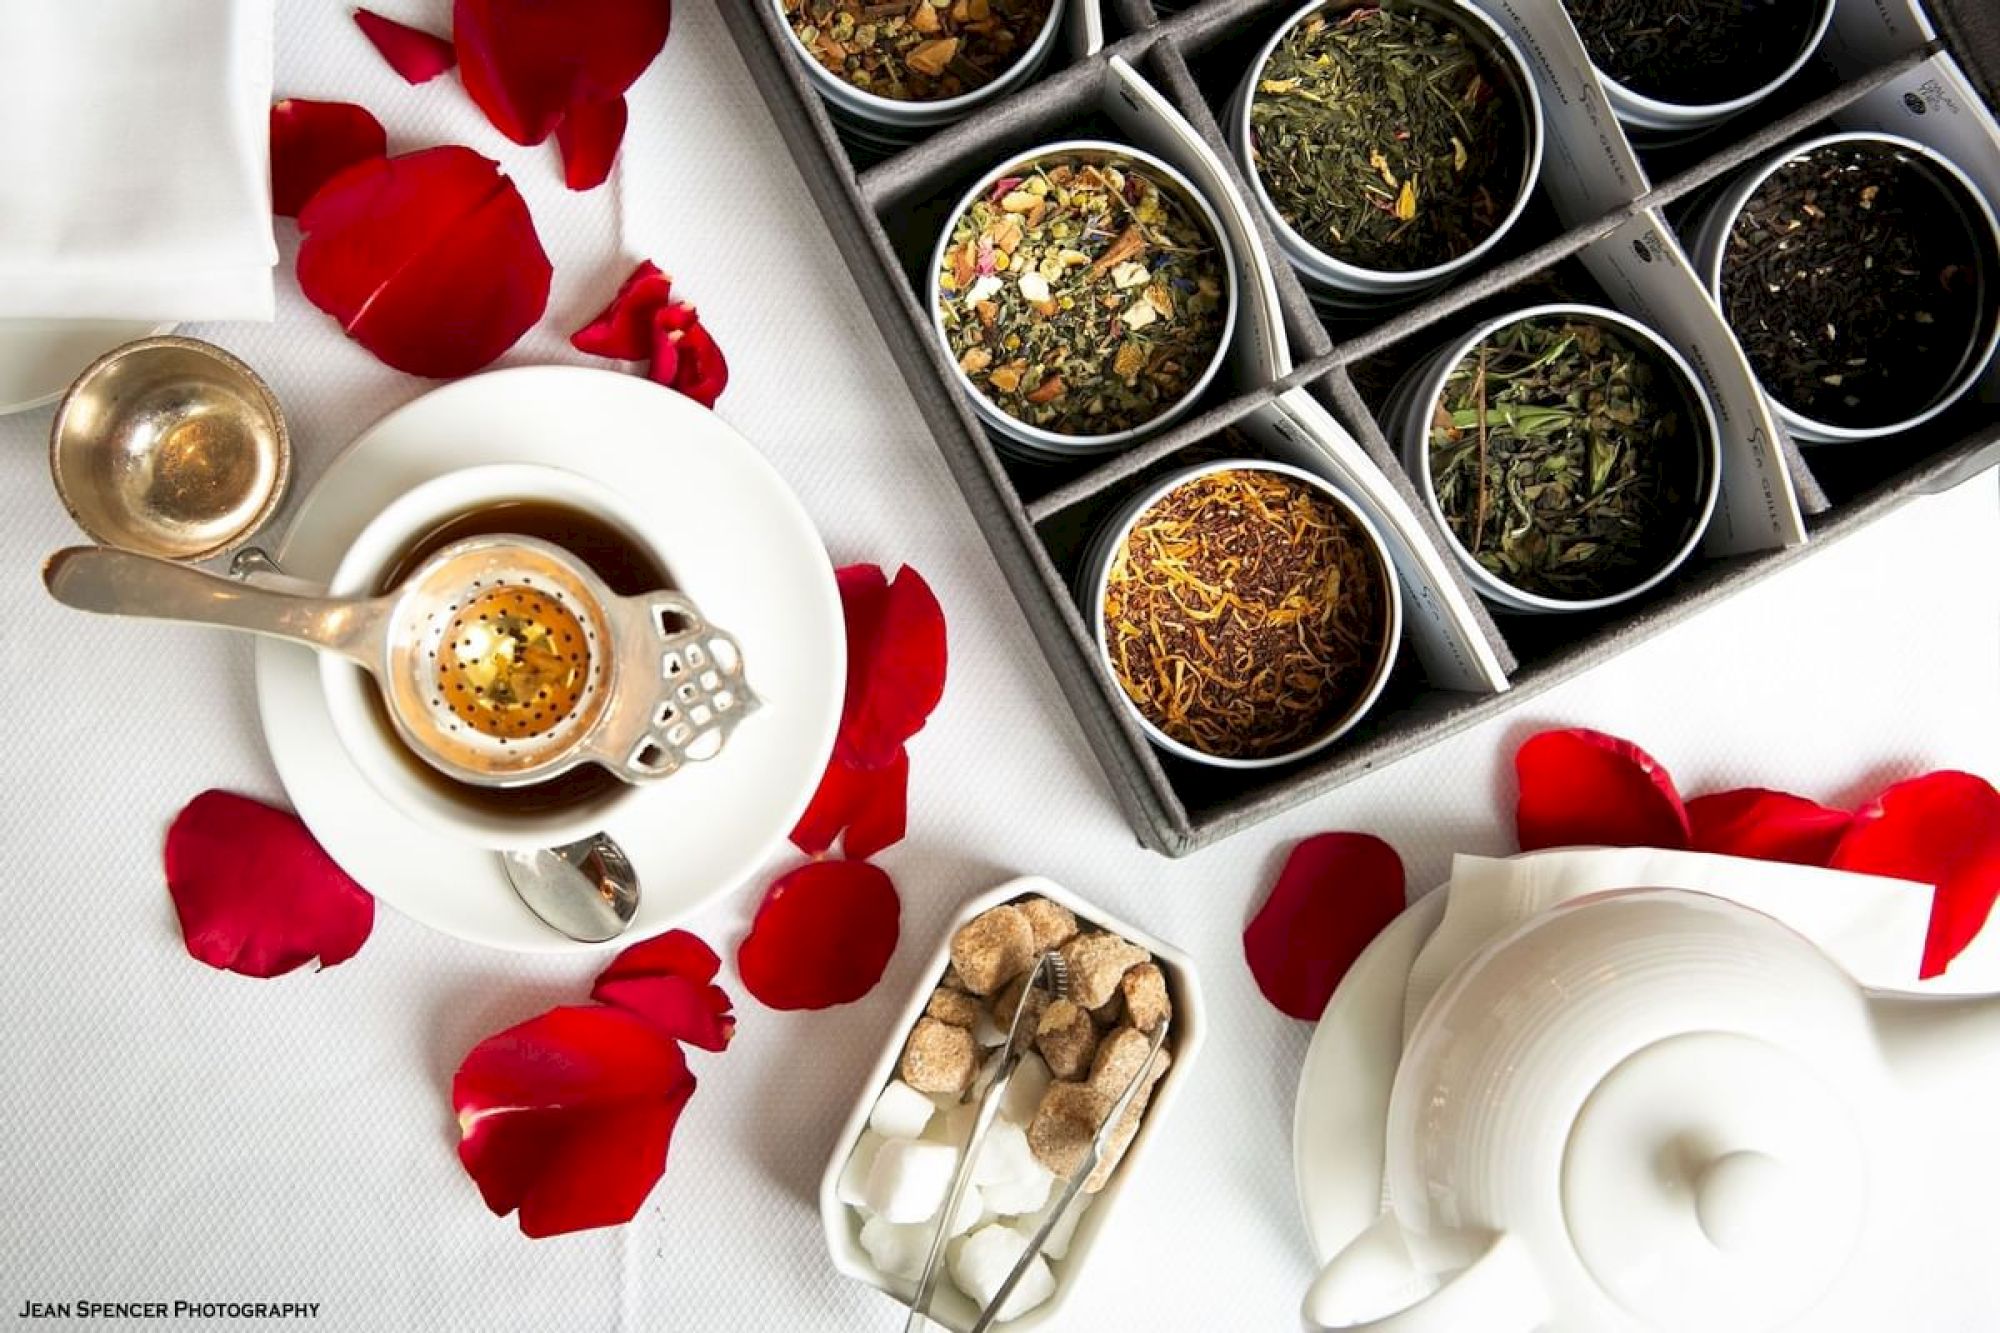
[1302,888,2000,1333]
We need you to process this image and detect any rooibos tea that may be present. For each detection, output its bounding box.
[1245,2,1529,275]
[780,0,1056,104]
[1717,137,1990,435]
[1099,464,1394,762]
[1421,310,1710,606]
[936,150,1230,443]
[1564,0,1821,109]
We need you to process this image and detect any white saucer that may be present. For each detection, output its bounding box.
[253,365,844,953]
[1291,883,1446,1262]
[0,319,172,415]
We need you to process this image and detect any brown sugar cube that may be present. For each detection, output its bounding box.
[990,973,1049,1043]
[1119,962,1172,1033]
[899,1016,976,1096]
[1088,1025,1172,1098]
[1018,897,1079,952]
[1058,931,1151,1010]
[1089,994,1124,1029]
[949,905,1037,995]
[939,964,971,993]
[1033,999,1100,1079]
[1027,1081,1110,1179]
[1085,1080,1158,1193]
[926,986,984,1030]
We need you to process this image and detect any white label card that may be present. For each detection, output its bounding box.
[1065,0,1104,60]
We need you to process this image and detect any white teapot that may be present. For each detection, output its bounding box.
[1303,889,2000,1333]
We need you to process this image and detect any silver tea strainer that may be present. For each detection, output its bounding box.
[43,536,759,787]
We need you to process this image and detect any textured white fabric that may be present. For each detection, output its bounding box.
[0,0,277,321]
[1,1,1997,1329]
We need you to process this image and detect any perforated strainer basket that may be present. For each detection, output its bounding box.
[44,534,760,788]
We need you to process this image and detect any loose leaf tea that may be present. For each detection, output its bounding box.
[1103,467,1388,759]
[1428,317,1695,601]
[1565,0,1816,107]
[1721,141,1986,430]
[1249,3,1523,272]
[939,156,1229,437]
[782,0,1054,103]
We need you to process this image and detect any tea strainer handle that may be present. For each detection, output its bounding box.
[594,591,760,782]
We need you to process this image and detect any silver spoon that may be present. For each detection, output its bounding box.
[501,833,640,943]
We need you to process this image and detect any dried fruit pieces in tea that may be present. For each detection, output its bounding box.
[781,0,1055,103]
[1720,141,1986,431]
[1427,317,1696,601]
[939,157,1229,437]
[1564,0,1818,107]
[1102,467,1389,759]
[1249,4,1524,272]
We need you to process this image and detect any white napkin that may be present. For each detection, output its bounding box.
[1402,848,1936,1049]
[0,0,277,321]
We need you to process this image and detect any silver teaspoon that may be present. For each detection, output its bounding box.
[501,832,640,942]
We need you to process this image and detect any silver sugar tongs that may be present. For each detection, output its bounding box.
[903,950,1068,1333]
[968,1016,1169,1333]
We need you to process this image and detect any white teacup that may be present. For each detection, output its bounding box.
[319,463,667,852]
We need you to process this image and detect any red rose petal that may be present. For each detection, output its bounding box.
[296,145,552,378]
[453,1005,694,1237]
[1688,788,1851,867]
[1244,833,1405,1020]
[269,98,386,219]
[589,929,735,1051]
[353,8,457,84]
[556,93,628,191]
[595,928,721,987]
[1831,771,2000,978]
[836,566,947,769]
[454,0,672,146]
[738,860,901,1011]
[790,748,909,859]
[1515,728,1690,852]
[571,261,672,360]
[652,306,729,408]
[163,790,374,978]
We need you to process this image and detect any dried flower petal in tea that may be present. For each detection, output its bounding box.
[1720,141,1985,431]
[1249,3,1524,272]
[1428,317,1696,601]
[1103,467,1389,759]
[781,0,1055,104]
[1564,0,1819,108]
[940,155,1229,438]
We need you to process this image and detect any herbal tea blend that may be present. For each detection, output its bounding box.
[1564,0,1817,107]
[939,155,1229,438]
[1428,316,1695,602]
[1249,3,1524,272]
[1102,467,1388,759]
[1720,141,1986,431]
[781,0,1054,103]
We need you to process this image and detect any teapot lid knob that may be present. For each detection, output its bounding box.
[1563,1032,1868,1331]
[1694,1151,1800,1256]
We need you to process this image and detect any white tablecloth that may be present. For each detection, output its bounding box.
[3,3,1997,1328]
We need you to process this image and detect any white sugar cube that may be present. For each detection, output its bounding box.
[1000,1053,1052,1126]
[982,1161,1052,1217]
[864,1139,959,1224]
[925,1100,976,1147]
[860,1214,932,1283]
[969,1120,1053,1218]
[948,1183,985,1238]
[869,1079,937,1141]
[949,1223,1057,1321]
[1017,1193,1087,1260]
[838,1131,884,1208]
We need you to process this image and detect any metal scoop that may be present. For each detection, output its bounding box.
[44,536,758,788]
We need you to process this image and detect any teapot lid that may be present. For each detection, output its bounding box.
[1562,1031,1868,1332]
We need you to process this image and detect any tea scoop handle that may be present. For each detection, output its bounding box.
[1302,1216,1547,1333]
[43,545,383,668]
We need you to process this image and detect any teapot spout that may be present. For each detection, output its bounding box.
[1869,992,2000,1126]
[1302,1214,1547,1333]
